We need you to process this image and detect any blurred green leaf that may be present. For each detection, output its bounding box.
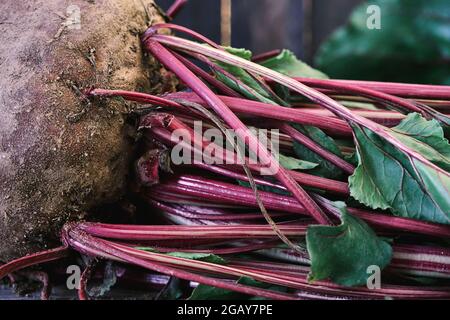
[316,0,450,84]
[292,125,346,180]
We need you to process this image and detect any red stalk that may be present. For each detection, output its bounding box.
[88,88,181,108]
[251,49,282,63]
[88,88,351,136]
[389,260,450,278]
[0,246,69,281]
[228,265,450,299]
[78,263,95,300]
[143,39,331,225]
[77,222,308,241]
[145,116,350,195]
[70,231,450,299]
[150,33,449,176]
[149,198,292,222]
[147,175,450,238]
[293,107,406,124]
[189,161,349,197]
[145,24,288,107]
[166,91,352,136]
[229,259,310,275]
[170,50,242,97]
[143,23,221,49]
[278,123,355,174]
[313,195,450,238]
[190,51,274,102]
[64,226,299,300]
[392,244,450,276]
[148,178,309,215]
[261,244,450,280]
[347,208,450,238]
[311,78,450,101]
[133,238,280,255]
[2,221,448,300]
[293,78,446,121]
[166,0,188,20]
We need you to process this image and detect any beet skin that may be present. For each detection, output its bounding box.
[0,0,173,261]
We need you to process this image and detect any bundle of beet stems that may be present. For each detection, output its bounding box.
[1,22,450,300]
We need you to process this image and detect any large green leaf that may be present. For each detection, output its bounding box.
[306,202,392,286]
[260,49,328,79]
[316,0,450,84]
[349,120,450,224]
[292,125,346,179]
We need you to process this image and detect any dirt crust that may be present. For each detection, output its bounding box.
[0,0,171,261]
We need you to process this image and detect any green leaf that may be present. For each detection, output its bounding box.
[391,113,450,171]
[344,152,359,167]
[224,47,253,61]
[278,154,318,170]
[215,47,276,104]
[339,100,379,110]
[136,248,227,265]
[316,0,450,84]
[292,125,345,179]
[258,49,328,104]
[260,49,328,79]
[216,72,276,104]
[236,152,318,195]
[189,277,287,300]
[306,201,392,286]
[349,123,450,224]
[166,252,227,265]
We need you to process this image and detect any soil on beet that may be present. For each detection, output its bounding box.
[0,0,177,261]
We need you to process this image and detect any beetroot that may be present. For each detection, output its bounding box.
[0,0,172,261]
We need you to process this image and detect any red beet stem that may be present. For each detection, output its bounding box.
[166,0,188,20]
[64,226,299,300]
[309,78,450,100]
[278,123,355,174]
[0,246,69,281]
[143,39,331,225]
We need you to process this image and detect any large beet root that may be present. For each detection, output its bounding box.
[0,0,172,261]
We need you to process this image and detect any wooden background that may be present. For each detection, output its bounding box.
[156,0,363,63]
